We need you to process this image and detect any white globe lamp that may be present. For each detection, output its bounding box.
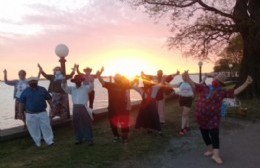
[55,43,69,58]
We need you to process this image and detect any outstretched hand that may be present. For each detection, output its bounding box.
[37,63,42,69]
[245,76,253,85]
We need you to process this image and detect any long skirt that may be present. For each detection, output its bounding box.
[135,100,161,131]
[72,105,93,142]
[50,92,69,119]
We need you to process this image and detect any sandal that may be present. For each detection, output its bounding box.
[212,155,223,164]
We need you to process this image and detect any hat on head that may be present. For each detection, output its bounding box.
[214,73,227,84]
[83,67,92,73]
[26,76,39,82]
[71,75,85,83]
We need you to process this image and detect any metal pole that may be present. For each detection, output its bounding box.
[59,57,70,119]
[199,66,202,83]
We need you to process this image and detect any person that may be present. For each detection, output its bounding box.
[142,70,179,124]
[133,74,163,135]
[38,64,75,120]
[174,71,194,136]
[19,77,54,147]
[185,72,253,164]
[75,65,101,109]
[61,75,94,145]
[3,69,40,126]
[96,68,131,143]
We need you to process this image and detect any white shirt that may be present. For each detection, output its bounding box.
[62,83,93,105]
[16,80,28,98]
[178,82,194,97]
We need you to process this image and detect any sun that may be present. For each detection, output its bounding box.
[105,56,153,79]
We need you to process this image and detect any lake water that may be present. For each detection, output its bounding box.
[0,75,204,129]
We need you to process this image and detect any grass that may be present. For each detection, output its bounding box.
[0,99,183,168]
[1,97,259,168]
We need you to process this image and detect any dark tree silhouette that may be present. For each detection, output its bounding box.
[124,0,260,98]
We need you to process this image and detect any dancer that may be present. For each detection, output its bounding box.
[96,68,131,143]
[133,74,164,135]
[185,71,253,164]
[19,77,54,147]
[38,64,75,120]
[75,65,101,109]
[3,69,40,126]
[62,75,94,145]
[174,71,194,136]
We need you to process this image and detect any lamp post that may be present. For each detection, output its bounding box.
[55,44,70,119]
[228,63,233,77]
[198,61,203,82]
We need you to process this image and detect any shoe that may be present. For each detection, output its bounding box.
[48,142,54,147]
[179,129,187,136]
[87,141,94,146]
[113,137,120,143]
[184,127,190,132]
[122,139,128,144]
[74,141,82,145]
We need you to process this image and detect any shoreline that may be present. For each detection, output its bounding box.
[0,100,142,141]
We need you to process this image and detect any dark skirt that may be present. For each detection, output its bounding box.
[72,105,93,142]
[135,99,161,131]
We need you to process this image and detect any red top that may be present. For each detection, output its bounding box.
[194,84,234,129]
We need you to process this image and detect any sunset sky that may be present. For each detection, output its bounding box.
[0,0,214,79]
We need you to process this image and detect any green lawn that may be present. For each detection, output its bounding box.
[1,98,259,168]
[0,99,182,168]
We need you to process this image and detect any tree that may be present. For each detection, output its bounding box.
[124,0,260,98]
[214,35,243,73]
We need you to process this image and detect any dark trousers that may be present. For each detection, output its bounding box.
[108,110,130,140]
[88,91,95,109]
[200,128,220,149]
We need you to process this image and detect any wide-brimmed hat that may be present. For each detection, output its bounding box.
[214,73,227,84]
[71,75,85,83]
[26,76,39,82]
[83,67,92,73]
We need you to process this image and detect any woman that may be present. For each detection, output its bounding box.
[133,75,163,134]
[38,64,75,120]
[185,72,253,164]
[176,72,194,136]
[3,69,40,125]
[61,75,94,145]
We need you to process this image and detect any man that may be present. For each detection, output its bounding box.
[75,65,103,109]
[19,77,54,147]
[61,75,94,145]
[96,68,131,143]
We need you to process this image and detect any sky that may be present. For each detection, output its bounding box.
[0,0,214,79]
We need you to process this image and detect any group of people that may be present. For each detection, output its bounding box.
[3,65,253,165]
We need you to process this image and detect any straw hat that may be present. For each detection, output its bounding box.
[83,67,92,73]
[214,73,227,84]
[26,76,39,82]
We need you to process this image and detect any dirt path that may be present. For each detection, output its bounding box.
[113,118,260,168]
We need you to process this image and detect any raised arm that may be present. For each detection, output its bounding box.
[65,64,76,79]
[96,67,105,86]
[38,63,52,80]
[3,69,17,85]
[75,64,84,75]
[166,70,180,83]
[234,76,253,95]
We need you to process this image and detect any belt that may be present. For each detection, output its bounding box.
[26,111,45,114]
